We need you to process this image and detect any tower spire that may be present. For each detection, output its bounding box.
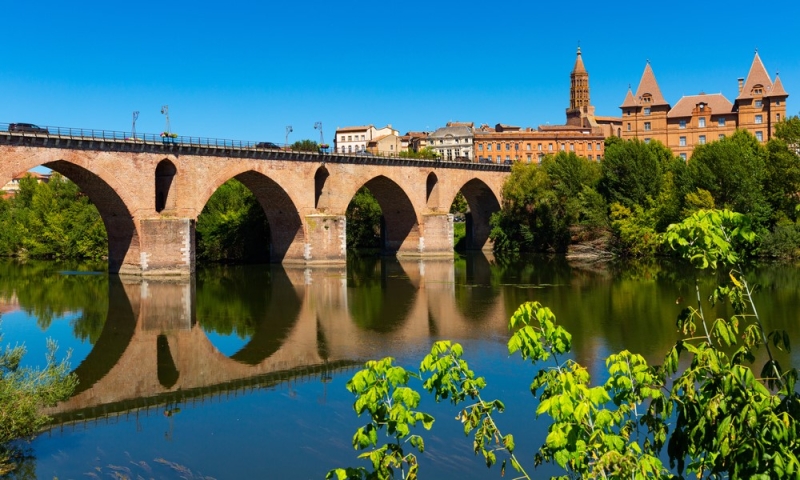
[567,47,593,125]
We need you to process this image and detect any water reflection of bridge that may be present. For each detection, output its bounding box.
[44,256,508,425]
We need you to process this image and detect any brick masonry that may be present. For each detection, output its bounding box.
[0,141,508,274]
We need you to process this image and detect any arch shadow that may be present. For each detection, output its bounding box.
[43,160,139,274]
[454,178,501,251]
[360,176,418,255]
[155,159,177,213]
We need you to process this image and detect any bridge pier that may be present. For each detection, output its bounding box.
[396,213,454,258]
[286,214,346,264]
[137,218,196,276]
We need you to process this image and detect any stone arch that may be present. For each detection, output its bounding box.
[450,178,501,251]
[314,165,330,210]
[155,159,177,214]
[39,160,141,274]
[357,175,419,254]
[425,171,439,207]
[200,170,304,263]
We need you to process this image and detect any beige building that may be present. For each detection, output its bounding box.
[1,171,50,198]
[621,52,788,159]
[334,125,398,154]
[428,122,475,161]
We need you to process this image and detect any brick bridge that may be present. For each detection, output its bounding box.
[44,258,509,424]
[0,130,509,275]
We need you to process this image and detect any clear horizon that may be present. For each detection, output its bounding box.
[3,1,798,146]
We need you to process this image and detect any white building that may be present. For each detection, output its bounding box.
[334,125,398,154]
[428,122,475,161]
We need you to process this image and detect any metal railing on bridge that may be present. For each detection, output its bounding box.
[0,122,511,167]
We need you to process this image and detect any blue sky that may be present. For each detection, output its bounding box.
[2,0,798,146]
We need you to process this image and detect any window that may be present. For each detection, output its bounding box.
[718,118,726,127]
[644,107,651,115]
[627,110,631,116]
[699,135,706,145]
[537,143,542,151]
[496,143,501,151]
[588,143,593,151]
[756,131,763,141]
[776,100,782,106]
[506,143,511,151]
[340,136,345,142]
[487,144,492,151]
[597,142,602,150]
[538,153,544,162]
[755,100,763,108]
[644,122,651,131]
[755,115,763,124]
[526,154,532,162]
[514,143,519,151]
[777,113,781,122]
[588,155,593,161]
[570,143,575,151]
[679,120,687,129]
[478,144,483,152]
[526,143,531,151]
[548,143,553,151]
[698,118,706,128]
[627,123,631,131]
[506,155,511,161]
[679,136,686,147]
[361,135,365,140]
[680,153,687,160]
[560,143,565,151]
[719,134,725,140]
[644,138,651,144]
[348,145,352,153]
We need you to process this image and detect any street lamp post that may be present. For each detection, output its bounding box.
[131,111,139,139]
[285,125,293,147]
[160,105,170,134]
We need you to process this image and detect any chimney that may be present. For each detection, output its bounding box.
[738,78,744,94]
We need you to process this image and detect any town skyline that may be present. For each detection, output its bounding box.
[3,1,798,146]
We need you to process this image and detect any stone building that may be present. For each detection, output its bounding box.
[620,51,788,159]
[427,122,475,161]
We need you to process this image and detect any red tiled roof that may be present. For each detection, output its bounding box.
[336,125,372,133]
[572,47,587,74]
[767,74,789,98]
[667,93,734,118]
[737,52,773,100]
[634,63,669,106]
[620,88,638,108]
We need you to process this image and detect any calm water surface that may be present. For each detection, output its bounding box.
[1,254,798,479]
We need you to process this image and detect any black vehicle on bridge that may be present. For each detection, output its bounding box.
[8,123,49,134]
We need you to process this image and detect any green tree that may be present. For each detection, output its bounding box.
[599,139,663,208]
[688,130,771,226]
[774,114,800,147]
[347,187,382,250]
[0,332,77,474]
[290,139,319,152]
[195,179,270,263]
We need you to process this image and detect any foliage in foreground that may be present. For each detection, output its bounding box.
[0,333,77,474]
[330,209,800,479]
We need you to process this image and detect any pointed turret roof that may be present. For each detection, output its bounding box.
[737,51,774,100]
[767,73,788,97]
[620,86,638,108]
[572,47,587,74]
[634,62,669,106]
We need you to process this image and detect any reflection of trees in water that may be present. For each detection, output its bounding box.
[196,265,303,364]
[346,256,417,332]
[0,259,107,343]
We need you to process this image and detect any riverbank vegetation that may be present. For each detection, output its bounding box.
[492,119,800,259]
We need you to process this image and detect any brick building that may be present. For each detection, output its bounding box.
[621,52,788,159]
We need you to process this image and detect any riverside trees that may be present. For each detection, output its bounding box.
[490,121,800,258]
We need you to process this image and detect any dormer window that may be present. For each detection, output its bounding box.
[699,103,705,111]
[641,94,652,104]
[752,84,764,96]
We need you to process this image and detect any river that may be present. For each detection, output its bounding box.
[0,254,798,479]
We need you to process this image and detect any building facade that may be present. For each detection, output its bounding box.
[621,52,788,159]
[427,122,475,161]
[334,125,398,154]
